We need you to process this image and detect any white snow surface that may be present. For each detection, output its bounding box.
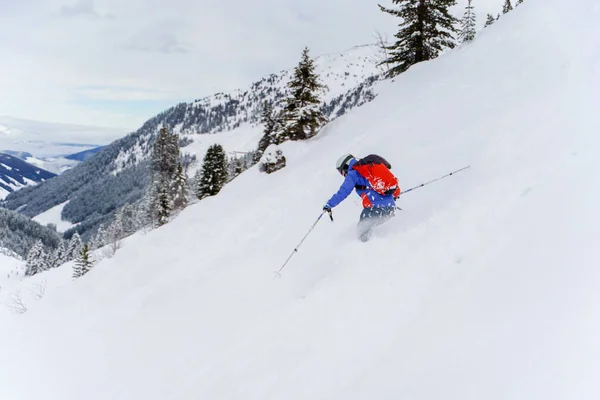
[3,1,600,399]
[32,201,76,233]
[0,253,25,316]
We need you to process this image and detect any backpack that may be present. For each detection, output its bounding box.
[352,154,400,197]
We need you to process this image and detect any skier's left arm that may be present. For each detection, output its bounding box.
[325,173,356,209]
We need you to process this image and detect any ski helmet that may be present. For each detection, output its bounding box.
[335,154,354,175]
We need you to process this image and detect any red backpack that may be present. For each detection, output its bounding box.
[352,155,401,197]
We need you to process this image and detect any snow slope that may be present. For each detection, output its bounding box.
[32,201,77,233]
[0,253,25,315]
[3,1,600,399]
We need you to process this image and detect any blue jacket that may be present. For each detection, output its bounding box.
[326,159,396,209]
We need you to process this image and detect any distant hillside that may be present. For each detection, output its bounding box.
[0,153,56,200]
[1,150,33,159]
[4,45,382,239]
[64,146,105,162]
[0,208,61,258]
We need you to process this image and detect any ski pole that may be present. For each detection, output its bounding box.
[400,166,471,196]
[274,212,327,278]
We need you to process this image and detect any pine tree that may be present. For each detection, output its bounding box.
[193,168,203,200]
[254,101,280,162]
[379,0,458,78]
[503,0,513,14]
[120,204,136,236]
[25,240,47,276]
[52,242,67,268]
[92,224,107,250]
[484,13,496,27]
[197,144,229,199]
[73,244,94,279]
[172,163,188,210]
[149,126,182,225]
[516,0,523,5]
[157,185,171,226]
[151,127,180,181]
[458,0,476,43]
[280,48,327,141]
[66,232,83,261]
[108,211,124,244]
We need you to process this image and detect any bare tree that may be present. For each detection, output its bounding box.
[371,30,391,74]
[6,291,27,314]
[102,238,123,258]
[109,237,123,256]
[29,280,47,301]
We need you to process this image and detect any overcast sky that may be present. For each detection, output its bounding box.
[0,0,501,132]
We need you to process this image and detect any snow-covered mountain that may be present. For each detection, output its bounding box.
[112,44,380,172]
[0,153,56,200]
[3,45,382,238]
[2,0,600,398]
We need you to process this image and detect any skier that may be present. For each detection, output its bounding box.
[323,154,400,242]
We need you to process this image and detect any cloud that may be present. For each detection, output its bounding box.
[60,0,99,18]
[74,86,169,101]
[0,0,502,130]
[121,32,189,54]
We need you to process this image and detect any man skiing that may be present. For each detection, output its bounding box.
[324,154,400,242]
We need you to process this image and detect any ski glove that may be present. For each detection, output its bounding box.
[323,205,333,221]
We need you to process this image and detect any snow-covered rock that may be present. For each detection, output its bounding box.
[259,144,286,174]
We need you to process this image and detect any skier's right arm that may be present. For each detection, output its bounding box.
[325,173,356,209]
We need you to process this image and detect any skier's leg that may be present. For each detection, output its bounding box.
[357,208,376,242]
[357,207,395,241]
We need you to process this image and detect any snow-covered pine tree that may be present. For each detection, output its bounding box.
[151,127,180,182]
[172,163,188,210]
[73,244,94,279]
[131,197,151,231]
[516,0,523,5]
[157,185,171,226]
[149,126,182,225]
[66,232,83,261]
[197,144,229,199]
[92,224,107,250]
[52,242,67,269]
[254,101,280,162]
[280,48,327,141]
[484,13,496,27]
[227,156,245,181]
[503,0,513,14]
[458,0,476,43]
[378,0,458,78]
[193,168,202,199]
[120,204,136,236]
[25,240,47,276]
[108,211,124,244]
